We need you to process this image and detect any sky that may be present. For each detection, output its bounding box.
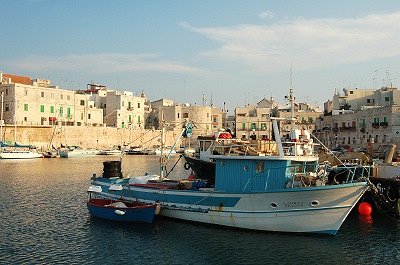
[1,0,400,112]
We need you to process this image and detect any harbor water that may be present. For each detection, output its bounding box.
[0,156,399,265]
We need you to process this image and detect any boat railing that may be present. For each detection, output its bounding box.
[212,140,318,157]
[329,164,372,183]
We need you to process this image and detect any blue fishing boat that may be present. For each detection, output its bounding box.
[87,184,156,223]
[90,117,371,235]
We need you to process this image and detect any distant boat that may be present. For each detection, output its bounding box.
[155,147,176,156]
[97,149,122,156]
[0,148,43,159]
[86,184,156,223]
[59,146,98,158]
[0,121,42,159]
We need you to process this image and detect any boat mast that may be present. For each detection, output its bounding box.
[289,65,295,130]
[0,92,3,143]
[160,115,166,179]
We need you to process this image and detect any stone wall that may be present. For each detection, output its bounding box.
[0,125,188,151]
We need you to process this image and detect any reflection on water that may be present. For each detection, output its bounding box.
[0,156,399,264]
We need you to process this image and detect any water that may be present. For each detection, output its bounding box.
[0,156,399,265]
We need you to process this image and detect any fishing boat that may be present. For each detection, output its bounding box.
[87,184,156,223]
[90,118,370,235]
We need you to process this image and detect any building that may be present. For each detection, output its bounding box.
[315,85,400,149]
[234,98,278,140]
[0,73,103,126]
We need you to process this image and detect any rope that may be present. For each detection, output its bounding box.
[165,154,182,177]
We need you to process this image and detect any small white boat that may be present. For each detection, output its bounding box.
[0,141,42,159]
[0,149,43,159]
[155,147,176,156]
[59,146,98,158]
[97,149,122,156]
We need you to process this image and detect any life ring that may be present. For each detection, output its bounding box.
[184,162,191,170]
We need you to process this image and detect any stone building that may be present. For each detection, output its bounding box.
[315,86,400,149]
[234,98,278,140]
[149,99,225,135]
[0,73,103,126]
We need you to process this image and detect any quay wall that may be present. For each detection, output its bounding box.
[0,125,189,151]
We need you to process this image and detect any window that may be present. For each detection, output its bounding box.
[50,106,54,113]
[261,123,267,130]
[24,89,28,96]
[183,113,189,118]
[24,117,27,122]
[40,105,45,112]
[59,107,63,117]
[213,116,217,122]
[128,115,132,123]
[67,95,70,100]
[81,113,84,120]
[61,94,63,100]
[138,116,141,124]
[88,114,91,120]
[51,93,54,99]
[349,91,353,94]
[24,104,28,111]
[366,99,371,103]
[385,97,390,102]
[242,123,246,129]
[67,108,71,118]
[128,102,131,109]
[122,101,124,107]
[177,113,180,119]
[41,91,45,97]
[137,102,141,108]
[80,100,85,106]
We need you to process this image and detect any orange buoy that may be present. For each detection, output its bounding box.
[358,202,372,215]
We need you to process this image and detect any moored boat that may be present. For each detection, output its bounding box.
[59,145,98,158]
[87,184,156,223]
[90,119,370,235]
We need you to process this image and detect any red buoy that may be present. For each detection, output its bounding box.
[358,202,372,216]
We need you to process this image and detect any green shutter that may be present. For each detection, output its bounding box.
[40,105,44,112]
[50,106,54,113]
[24,104,28,111]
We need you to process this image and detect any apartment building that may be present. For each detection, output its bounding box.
[0,73,103,126]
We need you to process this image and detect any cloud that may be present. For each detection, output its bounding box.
[259,10,275,19]
[8,53,204,75]
[181,11,400,73]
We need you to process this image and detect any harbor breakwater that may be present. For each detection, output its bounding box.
[0,124,191,150]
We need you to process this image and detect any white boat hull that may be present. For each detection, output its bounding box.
[0,151,42,159]
[93,179,367,234]
[59,149,98,158]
